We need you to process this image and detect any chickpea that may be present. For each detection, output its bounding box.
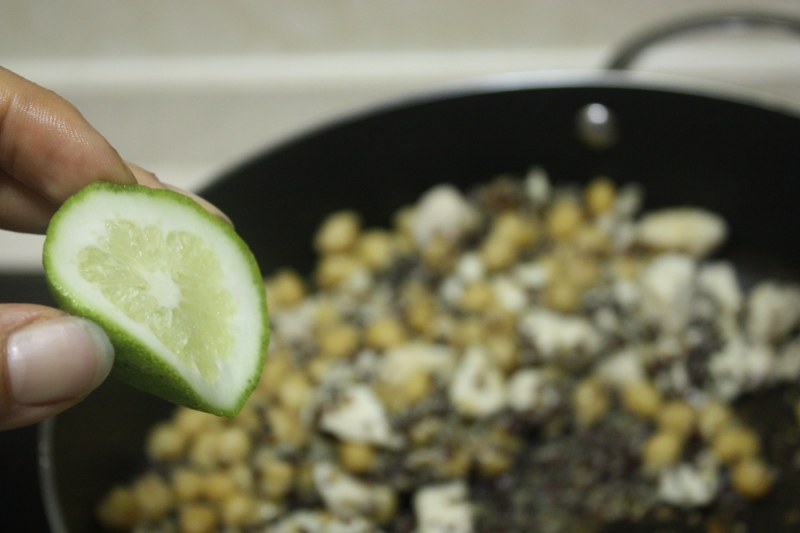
[202,471,237,502]
[401,281,436,332]
[475,446,514,477]
[315,254,360,289]
[357,230,395,271]
[132,474,174,521]
[371,485,398,524]
[453,318,485,348]
[314,210,361,254]
[399,370,434,405]
[221,493,258,527]
[483,307,516,335]
[188,431,221,468]
[294,460,316,498]
[260,459,295,501]
[485,335,518,373]
[217,426,251,464]
[698,401,733,440]
[378,370,433,413]
[247,385,270,407]
[621,381,662,420]
[566,256,601,291]
[172,468,205,502]
[406,297,436,335]
[428,313,457,343]
[253,446,277,471]
[731,457,773,499]
[373,381,397,409]
[365,316,407,350]
[402,280,432,306]
[267,406,308,447]
[480,235,517,272]
[422,233,456,272]
[657,401,696,440]
[612,255,642,280]
[228,462,255,492]
[492,210,539,249]
[178,504,218,533]
[257,350,292,396]
[146,422,187,461]
[312,298,340,327]
[96,486,139,529]
[459,281,495,313]
[339,441,377,473]
[408,417,443,446]
[545,278,582,314]
[585,177,616,216]
[712,425,760,465]
[572,379,610,426]
[279,370,314,413]
[392,206,416,242]
[173,407,220,436]
[308,357,334,383]
[539,254,560,281]
[489,428,524,454]
[317,322,360,359]
[547,197,584,241]
[233,403,261,433]
[438,446,472,478]
[575,226,612,255]
[643,431,683,473]
[203,470,237,502]
[265,269,306,310]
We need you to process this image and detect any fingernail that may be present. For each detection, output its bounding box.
[163,184,235,228]
[128,162,234,228]
[7,317,114,406]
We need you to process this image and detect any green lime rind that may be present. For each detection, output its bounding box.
[43,182,269,417]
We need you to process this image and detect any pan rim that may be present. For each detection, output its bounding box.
[39,418,66,533]
[202,68,800,194]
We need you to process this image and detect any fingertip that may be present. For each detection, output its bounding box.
[0,67,136,201]
[127,162,234,227]
[6,316,114,407]
[126,161,163,188]
[79,319,115,390]
[163,183,235,228]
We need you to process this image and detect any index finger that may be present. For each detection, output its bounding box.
[0,67,135,233]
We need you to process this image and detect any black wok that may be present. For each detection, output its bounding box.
[37,74,800,532]
[32,13,800,533]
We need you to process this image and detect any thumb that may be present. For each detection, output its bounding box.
[0,304,114,430]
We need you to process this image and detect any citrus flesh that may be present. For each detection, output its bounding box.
[43,182,268,416]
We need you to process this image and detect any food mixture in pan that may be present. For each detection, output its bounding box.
[97,170,800,532]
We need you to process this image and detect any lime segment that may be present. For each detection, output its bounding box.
[43,182,268,416]
[76,220,237,380]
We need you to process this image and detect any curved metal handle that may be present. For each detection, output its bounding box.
[607,11,800,71]
[578,11,800,152]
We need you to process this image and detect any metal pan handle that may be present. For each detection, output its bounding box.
[576,11,800,151]
[606,11,800,71]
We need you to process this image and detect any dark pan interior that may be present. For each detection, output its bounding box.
[205,82,800,282]
[41,79,800,532]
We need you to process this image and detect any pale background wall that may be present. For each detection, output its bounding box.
[2,0,800,271]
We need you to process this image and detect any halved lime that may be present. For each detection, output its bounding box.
[43,182,269,416]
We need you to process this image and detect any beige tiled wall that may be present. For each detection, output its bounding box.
[1,1,799,270]
[2,0,800,55]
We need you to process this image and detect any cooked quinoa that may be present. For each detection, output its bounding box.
[97,170,800,533]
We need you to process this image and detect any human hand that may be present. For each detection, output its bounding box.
[0,67,222,429]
